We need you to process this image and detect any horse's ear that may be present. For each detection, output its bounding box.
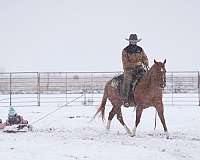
[154,59,158,64]
[163,59,166,64]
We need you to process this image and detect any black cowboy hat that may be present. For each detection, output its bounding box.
[125,34,142,42]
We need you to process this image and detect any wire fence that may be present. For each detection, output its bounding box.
[0,71,199,107]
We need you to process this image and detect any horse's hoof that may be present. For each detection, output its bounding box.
[126,131,133,137]
[165,131,170,139]
[127,132,132,136]
[130,133,135,137]
[105,128,110,134]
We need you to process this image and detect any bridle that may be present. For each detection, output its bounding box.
[151,65,166,89]
[158,67,166,88]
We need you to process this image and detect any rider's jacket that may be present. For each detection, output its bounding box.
[122,44,149,72]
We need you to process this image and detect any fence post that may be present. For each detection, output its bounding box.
[171,72,174,106]
[37,72,40,106]
[91,72,94,105]
[9,73,12,106]
[198,71,200,106]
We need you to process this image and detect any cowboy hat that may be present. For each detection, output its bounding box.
[125,34,142,43]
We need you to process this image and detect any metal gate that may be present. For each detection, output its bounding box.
[0,71,199,107]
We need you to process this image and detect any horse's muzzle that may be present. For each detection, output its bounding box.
[160,81,166,88]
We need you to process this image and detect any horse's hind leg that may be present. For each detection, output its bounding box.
[116,107,132,136]
[107,107,116,130]
[156,103,169,139]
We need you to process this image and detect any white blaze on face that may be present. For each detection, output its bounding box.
[161,68,164,72]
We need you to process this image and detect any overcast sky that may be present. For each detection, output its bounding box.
[0,0,199,72]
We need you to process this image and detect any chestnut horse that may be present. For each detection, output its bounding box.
[94,59,169,138]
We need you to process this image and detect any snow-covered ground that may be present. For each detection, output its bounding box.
[0,103,200,160]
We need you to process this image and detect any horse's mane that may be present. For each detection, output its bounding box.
[145,64,156,79]
[138,64,157,87]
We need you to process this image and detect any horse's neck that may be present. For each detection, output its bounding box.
[137,67,155,88]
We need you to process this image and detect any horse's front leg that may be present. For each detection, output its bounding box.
[156,103,169,139]
[131,106,143,137]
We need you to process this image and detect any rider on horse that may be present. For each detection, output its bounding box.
[122,34,149,107]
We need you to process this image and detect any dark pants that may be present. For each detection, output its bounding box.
[122,67,145,101]
[122,70,134,101]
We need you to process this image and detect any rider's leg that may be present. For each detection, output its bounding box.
[122,71,132,106]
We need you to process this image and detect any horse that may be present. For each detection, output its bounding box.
[94,59,169,139]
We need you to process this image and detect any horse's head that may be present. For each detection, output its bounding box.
[152,59,167,88]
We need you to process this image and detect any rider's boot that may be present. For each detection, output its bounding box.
[123,98,129,107]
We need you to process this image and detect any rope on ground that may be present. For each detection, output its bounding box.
[0,97,11,101]
[30,94,84,125]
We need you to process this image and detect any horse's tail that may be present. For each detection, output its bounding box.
[94,82,109,121]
